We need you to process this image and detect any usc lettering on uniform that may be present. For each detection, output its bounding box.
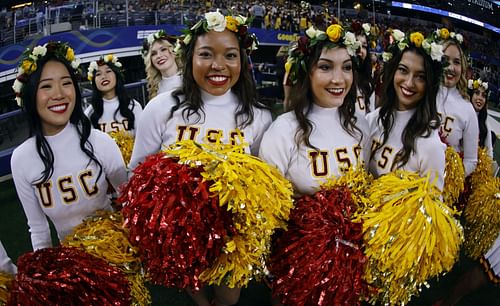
[176,125,246,145]
[98,119,130,133]
[308,145,361,177]
[371,140,397,171]
[35,169,99,207]
[437,112,455,137]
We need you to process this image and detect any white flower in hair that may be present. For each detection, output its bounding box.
[429,42,443,62]
[71,58,81,69]
[483,82,488,90]
[17,66,24,76]
[32,45,47,57]
[15,96,22,107]
[362,23,371,35]
[115,61,122,68]
[455,33,463,44]
[422,39,431,51]
[392,29,405,42]
[89,61,98,71]
[147,33,155,45]
[205,10,226,32]
[344,31,360,56]
[183,34,192,45]
[467,79,474,89]
[12,79,22,93]
[382,52,393,62]
[305,26,318,38]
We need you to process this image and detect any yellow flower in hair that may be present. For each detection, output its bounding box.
[473,79,480,89]
[439,28,450,40]
[106,54,114,62]
[410,32,425,48]
[225,16,239,32]
[326,24,343,43]
[21,59,36,74]
[66,47,75,62]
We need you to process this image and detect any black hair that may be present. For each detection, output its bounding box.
[468,86,490,148]
[375,46,441,169]
[288,39,363,150]
[89,63,136,131]
[355,32,374,112]
[170,29,267,128]
[21,56,103,184]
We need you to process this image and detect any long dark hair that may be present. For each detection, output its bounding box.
[170,30,266,128]
[89,63,136,130]
[288,40,362,149]
[376,46,441,169]
[22,57,103,184]
[468,87,489,147]
[356,33,374,112]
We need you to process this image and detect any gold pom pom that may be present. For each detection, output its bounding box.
[464,176,500,259]
[362,171,463,305]
[62,210,151,305]
[321,166,374,215]
[0,272,14,304]
[164,140,294,288]
[443,146,465,207]
[109,130,135,165]
[470,147,494,189]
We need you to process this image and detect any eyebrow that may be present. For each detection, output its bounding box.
[318,58,352,64]
[196,46,239,52]
[398,63,425,74]
[39,75,72,83]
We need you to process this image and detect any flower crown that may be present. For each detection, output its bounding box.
[141,29,177,57]
[174,10,258,56]
[12,41,81,107]
[467,78,488,91]
[284,24,361,85]
[381,29,444,63]
[87,54,123,81]
[434,27,464,45]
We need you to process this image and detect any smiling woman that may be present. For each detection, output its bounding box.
[128,10,271,306]
[9,41,127,251]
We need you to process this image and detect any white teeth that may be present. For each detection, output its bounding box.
[209,76,228,82]
[401,87,414,96]
[327,88,343,94]
[49,104,67,112]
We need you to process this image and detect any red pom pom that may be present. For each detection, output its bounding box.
[8,246,130,305]
[270,187,371,306]
[119,153,234,290]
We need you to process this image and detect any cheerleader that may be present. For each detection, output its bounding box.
[468,77,495,159]
[142,29,182,101]
[368,30,446,190]
[10,42,127,251]
[436,33,479,177]
[85,54,143,135]
[352,21,376,117]
[129,10,271,306]
[259,24,369,195]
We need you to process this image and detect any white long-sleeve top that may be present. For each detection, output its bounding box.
[437,86,479,176]
[129,89,272,169]
[355,88,376,118]
[259,104,370,195]
[158,74,182,95]
[367,108,446,191]
[11,123,127,250]
[84,97,143,136]
[0,241,16,274]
